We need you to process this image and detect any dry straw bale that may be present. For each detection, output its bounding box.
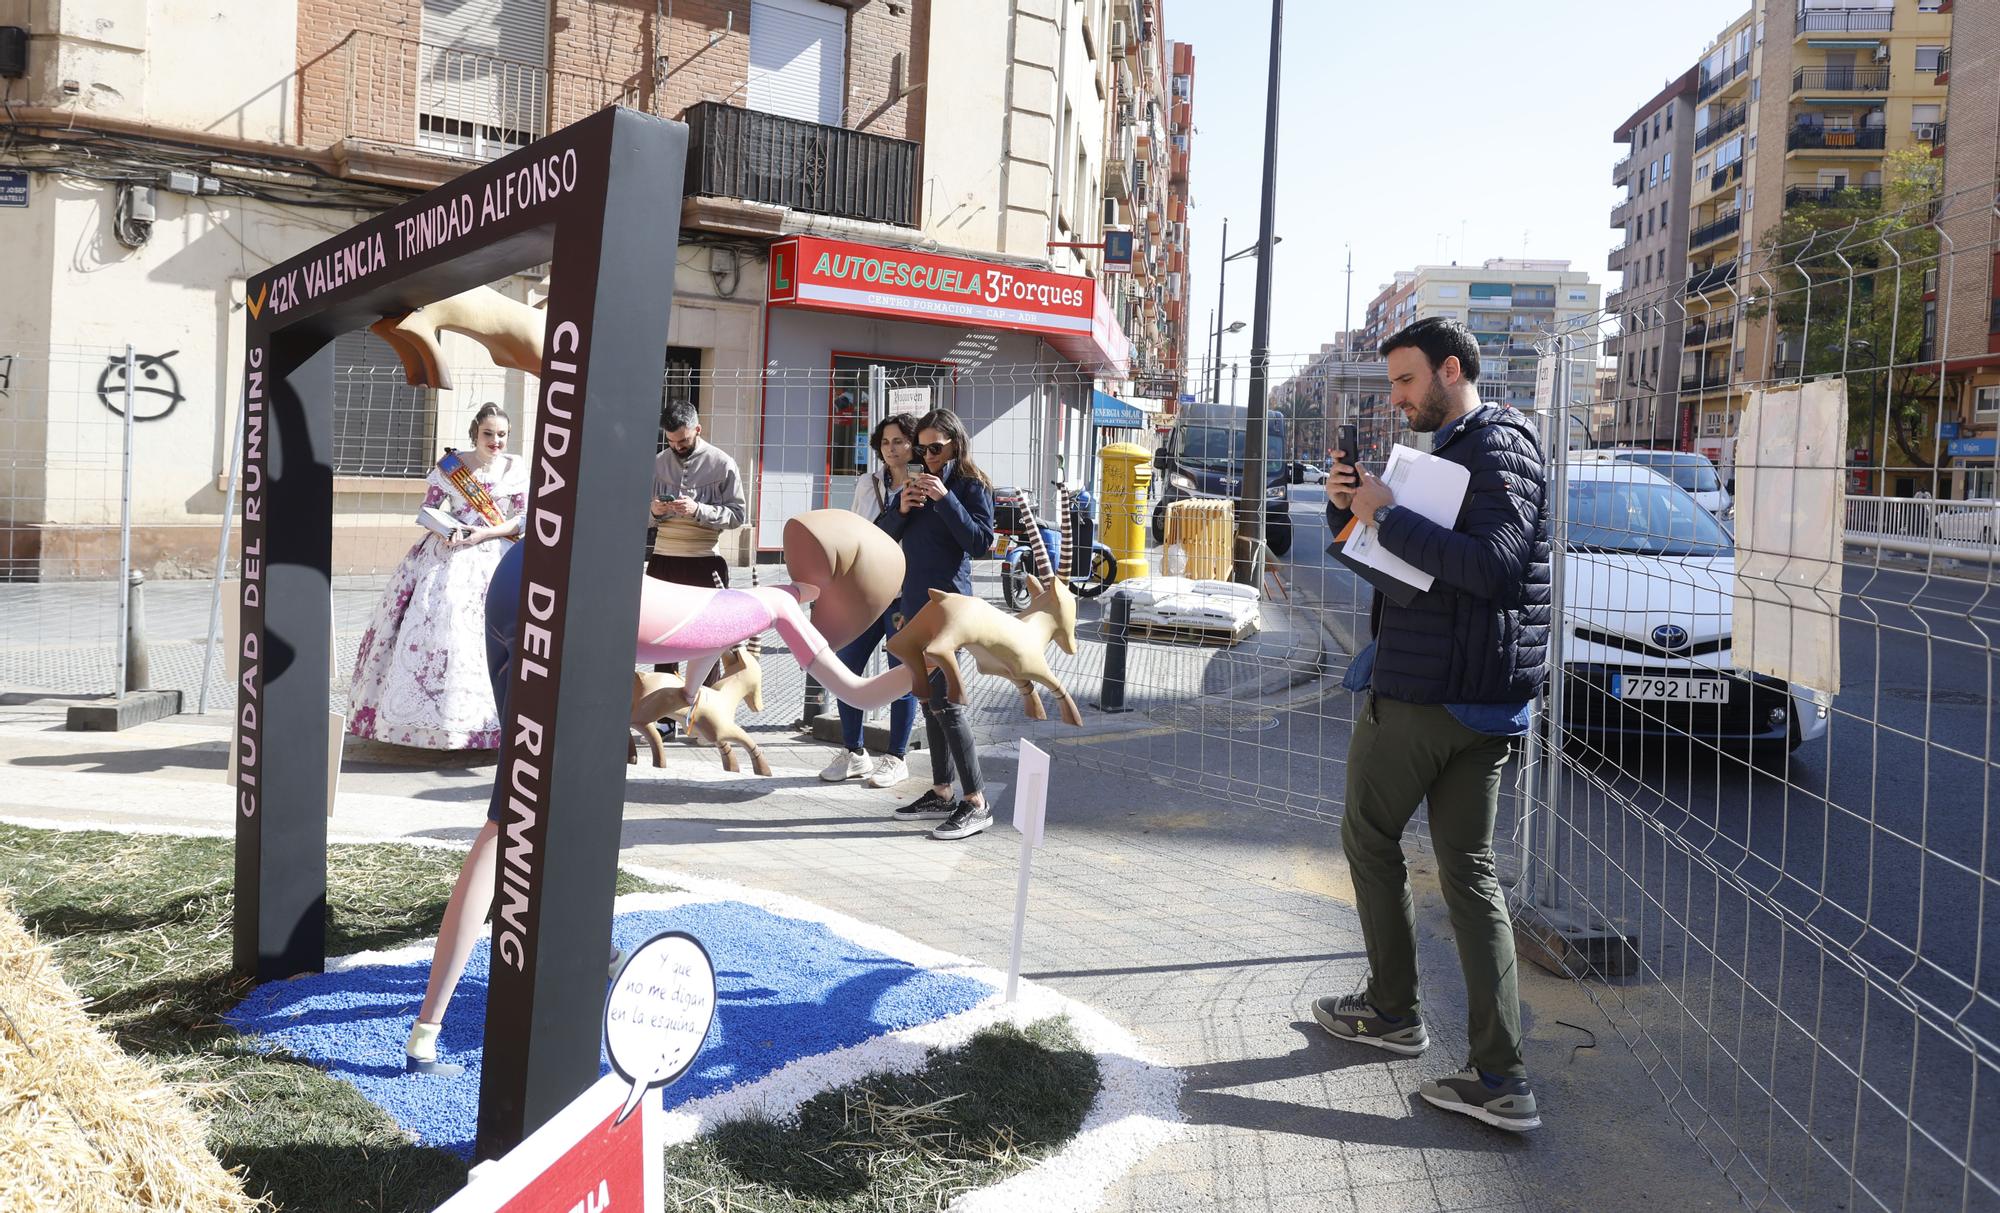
[0,895,261,1213]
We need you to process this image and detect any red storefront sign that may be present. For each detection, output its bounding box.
[767,234,1130,373]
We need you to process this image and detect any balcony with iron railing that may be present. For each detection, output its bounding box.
[1688,259,1737,293]
[1685,315,1736,347]
[1703,161,1744,196]
[1681,367,1732,392]
[1698,57,1748,101]
[1930,120,1947,157]
[1688,212,1741,250]
[1784,183,1883,208]
[1612,154,1633,186]
[683,101,921,227]
[1935,47,1951,83]
[1694,103,1747,152]
[1795,4,1894,35]
[1786,124,1887,153]
[1792,65,1890,94]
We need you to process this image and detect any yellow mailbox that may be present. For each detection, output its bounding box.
[1099,442,1154,582]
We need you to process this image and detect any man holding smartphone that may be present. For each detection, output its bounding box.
[1319,316,1551,1132]
[645,398,747,689]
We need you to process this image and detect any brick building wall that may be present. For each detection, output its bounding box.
[1940,0,1999,369]
[295,0,921,156]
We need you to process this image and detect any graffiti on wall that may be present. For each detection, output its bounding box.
[96,350,184,420]
[0,354,12,396]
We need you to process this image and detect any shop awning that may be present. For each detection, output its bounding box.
[767,235,1132,375]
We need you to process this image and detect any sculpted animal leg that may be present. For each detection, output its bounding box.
[743,738,771,777]
[1025,668,1084,727]
[642,722,666,767]
[1018,680,1048,721]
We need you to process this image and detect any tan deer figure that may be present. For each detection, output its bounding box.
[370,285,547,391]
[885,495,1084,726]
[626,643,773,776]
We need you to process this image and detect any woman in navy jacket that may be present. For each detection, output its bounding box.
[876,408,998,840]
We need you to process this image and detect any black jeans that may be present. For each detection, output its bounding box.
[920,665,983,797]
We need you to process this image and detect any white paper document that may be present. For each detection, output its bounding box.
[1341,444,1472,593]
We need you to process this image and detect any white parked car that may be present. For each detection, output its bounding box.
[1931,499,1999,546]
[1557,460,1828,758]
[1576,448,1734,521]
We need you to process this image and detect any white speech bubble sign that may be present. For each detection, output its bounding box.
[602,930,716,1125]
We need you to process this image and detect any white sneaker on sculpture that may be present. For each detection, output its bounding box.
[820,749,873,782]
[865,755,909,789]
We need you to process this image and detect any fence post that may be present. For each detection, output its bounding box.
[115,345,136,702]
[124,571,150,691]
[1097,590,1132,713]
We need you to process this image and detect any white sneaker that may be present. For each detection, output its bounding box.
[864,755,909,789]
[819,749,873,782]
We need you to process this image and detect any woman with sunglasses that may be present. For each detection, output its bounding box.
[877,408,998,840]
[820,412,924,789]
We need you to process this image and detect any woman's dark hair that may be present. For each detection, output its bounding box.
[871,412,919,458]
[914,408,990,488]
[1378,316,1481,383]
[467,402,510,443]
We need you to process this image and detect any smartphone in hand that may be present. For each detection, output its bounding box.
[1335,423,1360,475]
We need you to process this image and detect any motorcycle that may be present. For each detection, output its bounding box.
[994,482,1115,611]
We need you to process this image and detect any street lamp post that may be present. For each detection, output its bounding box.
[1210,227,1279,403]
[1234,0,1285,585]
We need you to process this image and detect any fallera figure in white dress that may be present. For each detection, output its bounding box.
[347,404,528,750]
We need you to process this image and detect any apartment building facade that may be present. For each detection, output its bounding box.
[1605,68,1698,449]
[1931,0,2000,499]
[1098,1,1189,406]
[1357,259,1601,449]
[2,0,1184,573]
[1680,7,1763,471]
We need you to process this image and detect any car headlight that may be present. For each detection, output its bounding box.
[1721,504,1735,522]
[1266,485,1287,500]
[1168,471,1196,493]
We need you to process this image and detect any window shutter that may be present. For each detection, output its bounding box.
[418,0,551,152]
[749,0,847,125]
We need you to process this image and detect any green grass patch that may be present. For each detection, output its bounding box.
[663,1017,1101,1211]
[0,823,665,1213]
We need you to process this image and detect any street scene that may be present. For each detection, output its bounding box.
[2,1,1998,1212]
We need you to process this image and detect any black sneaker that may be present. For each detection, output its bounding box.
[1311,993,1429,1056]
[930,800,993,840]
[1420,1064,1541,1131]
[894,790,956,820]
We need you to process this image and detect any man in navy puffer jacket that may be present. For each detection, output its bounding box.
[1315,316,1551,1133]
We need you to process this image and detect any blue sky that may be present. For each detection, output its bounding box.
[1170,0,1750,373]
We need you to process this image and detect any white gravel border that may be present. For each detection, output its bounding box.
[3,816,1185,1211]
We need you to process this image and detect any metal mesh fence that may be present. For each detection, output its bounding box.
[4,218,1997,1206]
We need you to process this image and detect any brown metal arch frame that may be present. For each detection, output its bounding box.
[233,105,687,1157]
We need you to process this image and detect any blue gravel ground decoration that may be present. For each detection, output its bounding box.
[224,900,995,1157]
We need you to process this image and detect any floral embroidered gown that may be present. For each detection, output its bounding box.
[347,453,529,750]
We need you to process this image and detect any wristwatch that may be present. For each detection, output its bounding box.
[1373,504,1395,527]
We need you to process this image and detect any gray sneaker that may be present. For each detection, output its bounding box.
[1312,993,1429,1057]
[929,800,993,840]
[1420,1065,1542,1132]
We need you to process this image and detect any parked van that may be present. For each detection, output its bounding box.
[1151,401,1294,557]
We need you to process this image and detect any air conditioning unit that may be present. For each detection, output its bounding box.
[1914,123,1937,140]
[1873,44,1890,61]
[1103,197,1121,227]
